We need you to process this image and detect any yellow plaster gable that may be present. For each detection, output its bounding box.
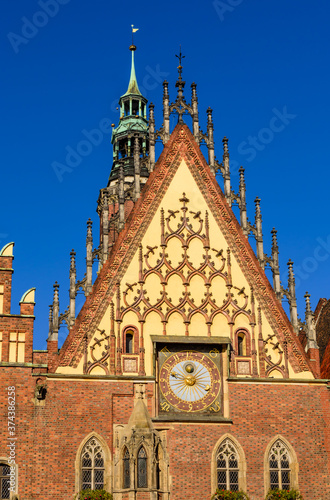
[56,127,313,379]
[76,158,311,379]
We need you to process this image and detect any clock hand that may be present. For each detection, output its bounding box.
[170,371,180,378]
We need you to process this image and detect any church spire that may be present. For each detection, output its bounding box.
[97,41,150,251]
[123,44,142,96]
[107,43,149,184]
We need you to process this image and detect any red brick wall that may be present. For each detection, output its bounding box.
[0,372,329,500]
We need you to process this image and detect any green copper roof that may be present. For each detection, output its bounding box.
[122,48,141,96]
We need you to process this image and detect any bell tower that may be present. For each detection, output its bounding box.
[97,44,150,262]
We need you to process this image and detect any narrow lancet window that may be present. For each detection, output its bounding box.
[123,447,130,489]
[137,447,147,488]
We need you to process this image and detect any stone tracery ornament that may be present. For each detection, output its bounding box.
[86,327,110,374]
[263,333,289,378]
[119,193,253,337]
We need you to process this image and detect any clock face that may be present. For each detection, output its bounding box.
[158,348,221,413]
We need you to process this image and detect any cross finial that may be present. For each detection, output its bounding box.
[175,45,185,80]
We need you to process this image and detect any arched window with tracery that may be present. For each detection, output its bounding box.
[123,447,130,489]
[216,438,239,491]
[81,437,105,490]
[268,440,291,490]
[137,447,147,488]
[0,464,10,499]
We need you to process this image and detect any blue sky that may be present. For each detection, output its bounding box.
[1,0,330,349]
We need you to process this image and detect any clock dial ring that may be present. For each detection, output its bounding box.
[159,350,221,413]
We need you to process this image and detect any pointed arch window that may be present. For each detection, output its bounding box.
[235,329,251,357]
[123,327,137,354]
[237,334,245,356]
[126,333,133,354]
[268,440,291,490]
[0,464,10,499]
[137,447,147,488]
[216,439,239,491]
[123,447,130,489]
[81,438,105,490]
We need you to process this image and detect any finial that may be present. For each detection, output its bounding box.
[271,228,281,298]
[239,166,246,190]
[48,304,53,338]
[70,249,76,269]
[254,197,261,219]
[191,82,197,102]
[223,136,229,154]
[271,227,278,245]
[304,292,311,314]
[163,80,169,97]
[175,45,185,81]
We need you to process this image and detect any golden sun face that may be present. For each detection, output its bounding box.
[159,350,221,413]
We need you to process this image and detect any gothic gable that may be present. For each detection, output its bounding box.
[55,125,313,378]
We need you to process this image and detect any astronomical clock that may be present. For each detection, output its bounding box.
[157,342,224,419]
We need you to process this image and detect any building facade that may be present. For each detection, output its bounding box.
[1,45,330,500]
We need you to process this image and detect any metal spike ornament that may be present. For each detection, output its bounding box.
[175,45,185,81]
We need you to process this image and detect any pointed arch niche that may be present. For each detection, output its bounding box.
[75,432,111,494]
[211,434,247,494]
[264,435,299,495]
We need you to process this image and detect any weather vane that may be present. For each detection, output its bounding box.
[175,45,185,80]
[131,24,139,47]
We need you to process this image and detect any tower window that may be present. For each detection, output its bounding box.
[124,102,129,116]
[0,464,10,499]
[81,438,105,490]
[137,447,147,488]
[269,440,291,490]
[132,100,139,115]
[123,447,130,489]
[216,439,239,491]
